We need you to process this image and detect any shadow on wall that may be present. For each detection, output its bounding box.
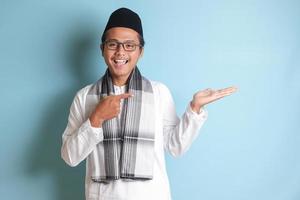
[26,24,105,200]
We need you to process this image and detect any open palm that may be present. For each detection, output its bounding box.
[191,86,238,112]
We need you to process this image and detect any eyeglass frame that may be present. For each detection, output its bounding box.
[102,39,142,52]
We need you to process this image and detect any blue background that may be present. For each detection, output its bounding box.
[1,0,299,199]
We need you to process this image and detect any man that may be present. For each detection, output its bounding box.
[61,7,237,200]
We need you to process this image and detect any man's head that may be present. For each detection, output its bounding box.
[101,8,145,85]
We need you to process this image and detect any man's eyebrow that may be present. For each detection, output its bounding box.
[105,39,118,42]
[123,40,136,43]
[106,39,137,43]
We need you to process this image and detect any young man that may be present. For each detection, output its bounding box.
[61,8,237,200]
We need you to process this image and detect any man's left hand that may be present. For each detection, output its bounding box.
[190,86,238,113]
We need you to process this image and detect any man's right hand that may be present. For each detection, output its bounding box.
[89,93,133,127]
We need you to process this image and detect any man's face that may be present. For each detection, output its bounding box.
[102,27,143,84]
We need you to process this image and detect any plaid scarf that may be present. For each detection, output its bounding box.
[87,67,155,183]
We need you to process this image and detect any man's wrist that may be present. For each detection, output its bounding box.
[89,114,104,128]
[190,101,203,114]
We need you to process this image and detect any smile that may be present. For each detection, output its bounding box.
[113,59,128,64]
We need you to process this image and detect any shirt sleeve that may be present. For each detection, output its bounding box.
[61,89,104,167]
[161,84,208,157]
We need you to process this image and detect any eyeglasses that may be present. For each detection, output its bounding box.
[103,40,142,52]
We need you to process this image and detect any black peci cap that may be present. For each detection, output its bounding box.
[101,8,143,43]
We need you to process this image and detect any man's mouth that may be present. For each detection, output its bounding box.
[113,59,128,65]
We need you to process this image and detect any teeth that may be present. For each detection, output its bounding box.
[114,59,127,64]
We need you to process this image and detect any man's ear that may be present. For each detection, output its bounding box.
[139,47,144,58]
[100,44,104,56]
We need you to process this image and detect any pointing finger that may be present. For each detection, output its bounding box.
[115,93,134,100]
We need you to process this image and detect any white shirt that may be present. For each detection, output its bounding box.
[61,81,208,200]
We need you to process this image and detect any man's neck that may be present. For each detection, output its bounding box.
[111,70,134,86]
[112,77,127,86]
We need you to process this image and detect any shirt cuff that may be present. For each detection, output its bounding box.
[79,119,104,143]
[186,104,208,121]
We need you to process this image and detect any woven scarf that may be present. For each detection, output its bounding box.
[87,67,155,183]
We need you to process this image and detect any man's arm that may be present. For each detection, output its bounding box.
[161,84,208,157]
[162,85,237,157]
[61,89,133,167]
[61,91,103,167]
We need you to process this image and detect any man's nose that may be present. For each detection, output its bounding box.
[115,44,126,55]
[116,44,126,52]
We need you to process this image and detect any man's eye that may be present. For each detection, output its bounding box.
[125,44,135,49]
[107,42,117,48]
